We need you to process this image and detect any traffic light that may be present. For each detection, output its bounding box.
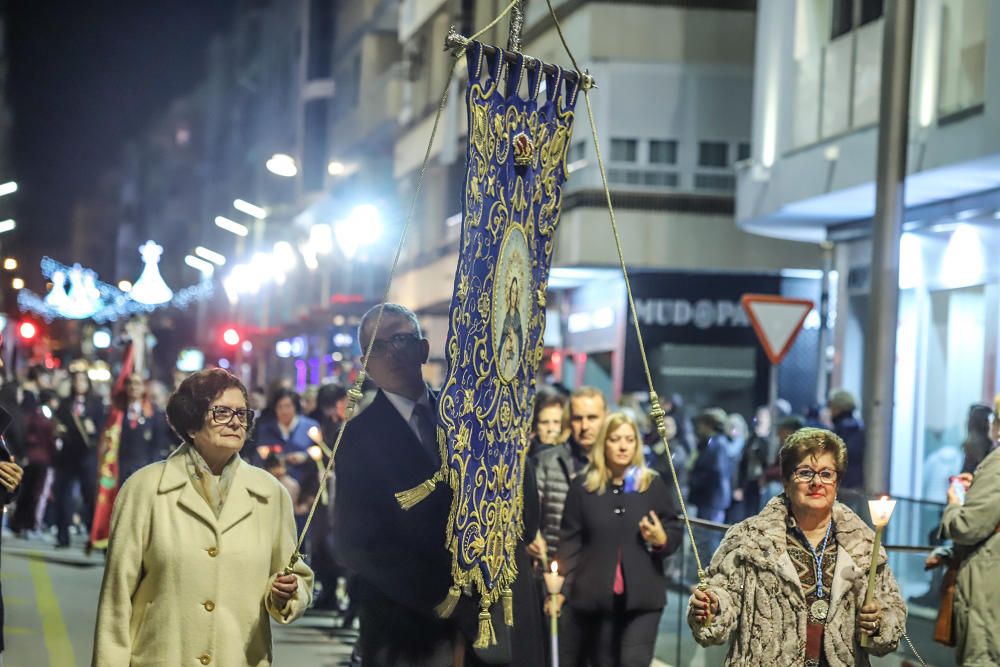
[18,321,37,342]
[222,327,241,347]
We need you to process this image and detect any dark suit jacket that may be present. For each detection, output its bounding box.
[332,389,453,613]
[557,473,682,613]
[55,396,105,468]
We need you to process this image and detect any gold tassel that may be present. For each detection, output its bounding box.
[502,586,513,627]
[394,478,438,509]
[435,585,462,618]
[473,606,497,649]
[395,469,445,510]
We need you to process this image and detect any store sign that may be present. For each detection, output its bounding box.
[634,298,751,330]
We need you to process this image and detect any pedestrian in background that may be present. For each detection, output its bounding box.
[688,408,732,525]
[93,368,313,666]
[960,403,993,474]
[0,405,24,665]
[53,371,104,548]
[527,387,567,461]
[10,390,59,537]
[117,374,172,484]
[935,393,1000,665]
[550,412,682,667]
[828,389,866,489]
[533,386,608,564]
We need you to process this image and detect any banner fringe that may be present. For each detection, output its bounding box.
[435,585,462,618]
[473,606,497,649]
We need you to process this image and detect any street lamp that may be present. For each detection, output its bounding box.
[0,182,16,197]
[335,204,383,259]
[3,258,17,270]
[194,246,226,266]
[266,154,298,178]
[233,199,267,220]
[0,219,15,234]
[327,161,346,177]
[11,277,24,290]
[215,216,249,237]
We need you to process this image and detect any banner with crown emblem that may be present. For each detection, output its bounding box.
[430,43,578,645]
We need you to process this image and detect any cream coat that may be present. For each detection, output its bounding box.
[92,451,314,666]
[688,496,906,666]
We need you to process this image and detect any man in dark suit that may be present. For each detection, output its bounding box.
[333,303,457,666]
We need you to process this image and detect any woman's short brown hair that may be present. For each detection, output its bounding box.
[166,369,249,443]
[779,427,848,482]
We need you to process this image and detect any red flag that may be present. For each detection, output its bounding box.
[90,342,135,550]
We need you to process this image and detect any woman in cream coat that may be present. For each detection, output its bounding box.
[92,369,314,666]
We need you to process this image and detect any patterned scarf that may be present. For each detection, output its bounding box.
[182,443,240,518]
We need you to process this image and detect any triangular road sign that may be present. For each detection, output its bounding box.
[741,294,814,365]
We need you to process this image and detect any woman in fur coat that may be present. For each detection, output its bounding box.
[688,427,906,666]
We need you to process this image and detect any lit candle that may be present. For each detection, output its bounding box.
[307,425,324,446]
[861,495,895,648]
[307,445,323,462]
[542,560,565,667]
[256,445,271,461]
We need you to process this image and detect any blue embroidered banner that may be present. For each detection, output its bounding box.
[437,43,578,634]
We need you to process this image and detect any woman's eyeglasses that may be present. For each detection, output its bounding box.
[209,406,254,427]
[792,468,838,485]
[368,332,420,357]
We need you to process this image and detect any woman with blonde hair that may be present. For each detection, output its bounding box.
[548,412,682,667]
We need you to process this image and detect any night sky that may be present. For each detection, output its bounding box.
[5,0,236,273]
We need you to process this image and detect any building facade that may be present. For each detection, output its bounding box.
[737,0,999,500]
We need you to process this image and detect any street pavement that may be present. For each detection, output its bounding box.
[1,532,357,667]
[0,532,948,667]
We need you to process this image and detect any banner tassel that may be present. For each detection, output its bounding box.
[395,469,445,510]
[502,586,513,627]
[473,603,497,649]
[435,585,462,618]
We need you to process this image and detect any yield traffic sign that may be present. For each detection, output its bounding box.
[741,294,814,365]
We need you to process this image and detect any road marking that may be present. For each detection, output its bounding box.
[29,554,76,666]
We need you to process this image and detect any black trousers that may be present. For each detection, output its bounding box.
[53,450,96,546]
[560,600,662,667]
[9,463,48,533]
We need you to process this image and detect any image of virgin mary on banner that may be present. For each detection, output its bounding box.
[399,42,579,647]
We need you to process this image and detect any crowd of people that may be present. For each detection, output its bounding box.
[0,303,997,665]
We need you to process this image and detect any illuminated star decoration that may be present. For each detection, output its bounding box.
[17,241,213,323]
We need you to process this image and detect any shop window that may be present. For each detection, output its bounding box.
[698,141,729,168]
[649,140,678,165]
[736,142,751,161]
[610,138,637,163]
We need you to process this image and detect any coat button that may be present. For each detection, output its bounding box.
[204,601,215,612]
[207,547,218,557]
[199,655,211,665]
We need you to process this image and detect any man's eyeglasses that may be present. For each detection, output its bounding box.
[209,406,254,427]
[792,468,838,485]
[368,332,420,357]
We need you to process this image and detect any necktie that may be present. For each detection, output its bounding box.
[411,401,440,465]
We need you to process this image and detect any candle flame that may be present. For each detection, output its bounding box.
[880,494,889,501]
[307,425,323,445]
[307,445,323,462]
[550,560,558,574]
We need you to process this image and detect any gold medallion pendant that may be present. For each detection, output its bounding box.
[810,598,829,622]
